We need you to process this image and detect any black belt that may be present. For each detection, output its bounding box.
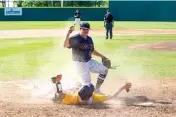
[74,59,90,62]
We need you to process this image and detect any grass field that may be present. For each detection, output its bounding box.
[1,21,176,30]
[0,21,176,117]
[0,35,175,80]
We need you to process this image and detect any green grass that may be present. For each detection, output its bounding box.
[0,21,176,30]
[94,35,176,79]
[0,35,176,80]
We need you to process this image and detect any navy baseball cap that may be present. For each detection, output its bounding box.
[80,22,91,30]
[78,83,94,101]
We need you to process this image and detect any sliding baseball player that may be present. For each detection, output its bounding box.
[51,74,132,105]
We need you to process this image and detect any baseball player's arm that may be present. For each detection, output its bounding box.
[64,33,71,48]
[104,15,106,27]
[106,87,124,100]
[63,27,74,48]
[56,92,66,100]
[112,16,114,26]
[107,83,132,100]
[92,50,106,59]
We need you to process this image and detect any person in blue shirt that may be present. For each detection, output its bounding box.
[104,9,114,39]
[64,22,109,93]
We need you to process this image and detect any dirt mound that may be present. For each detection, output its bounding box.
[0,79,176,117]
[129,41,176,51]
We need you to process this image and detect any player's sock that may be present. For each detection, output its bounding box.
[96,79,104,90]
[95,74,106,90]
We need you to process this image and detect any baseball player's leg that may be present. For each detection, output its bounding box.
[75,18,81,25]
[78,18,81,25]
[106,23,111,39]
[110,28,112,39]
[105,23,108,39]
[106,27,109,39]
[74,18,78,26]
[74,61,91,85]
[74,19,76,26]
[110,23,113,39]
[88,59,108,90]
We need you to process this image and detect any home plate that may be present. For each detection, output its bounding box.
[133,102,155,107]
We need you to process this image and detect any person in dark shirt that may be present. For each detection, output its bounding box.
[64,22,109,93]
[104,9,114,39]
[74,9,81,26]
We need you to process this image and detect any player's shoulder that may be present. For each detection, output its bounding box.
[87,35,92,40]
[110,13,113,17]
[72,34,80,37]
[87,36,93,42]
[70,34,81,39]
[105,13,108,16]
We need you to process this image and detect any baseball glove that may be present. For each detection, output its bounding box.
[102,57,111,69]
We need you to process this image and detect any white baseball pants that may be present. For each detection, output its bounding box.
[74,59,108,85]
[74,18,81,25]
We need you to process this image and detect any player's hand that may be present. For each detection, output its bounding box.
[122,82,132,90]
[68,26,74,34]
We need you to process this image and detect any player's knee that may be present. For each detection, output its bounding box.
[103,67,108,75]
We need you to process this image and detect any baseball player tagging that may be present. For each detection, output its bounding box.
[64,22,109,92]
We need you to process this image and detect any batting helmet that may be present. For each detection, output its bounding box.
[78,83,94,101]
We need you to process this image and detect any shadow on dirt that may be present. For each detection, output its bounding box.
[76,104,111,109]
[51,95,172,109]
[75,95,173,109]
[117,96,172,107]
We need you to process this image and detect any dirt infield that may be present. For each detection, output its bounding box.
[129,41,176,51]
[0,78,176,117]
[0,29,176,39]
[0,29,176,117]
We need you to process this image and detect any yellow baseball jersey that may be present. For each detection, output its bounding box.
[63,92,107,105]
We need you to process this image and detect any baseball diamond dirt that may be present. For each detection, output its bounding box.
[129,42,176,51]
[0,29,176,39]
[0,29,176,117]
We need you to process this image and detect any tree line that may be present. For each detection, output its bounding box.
[0,0,109,7]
